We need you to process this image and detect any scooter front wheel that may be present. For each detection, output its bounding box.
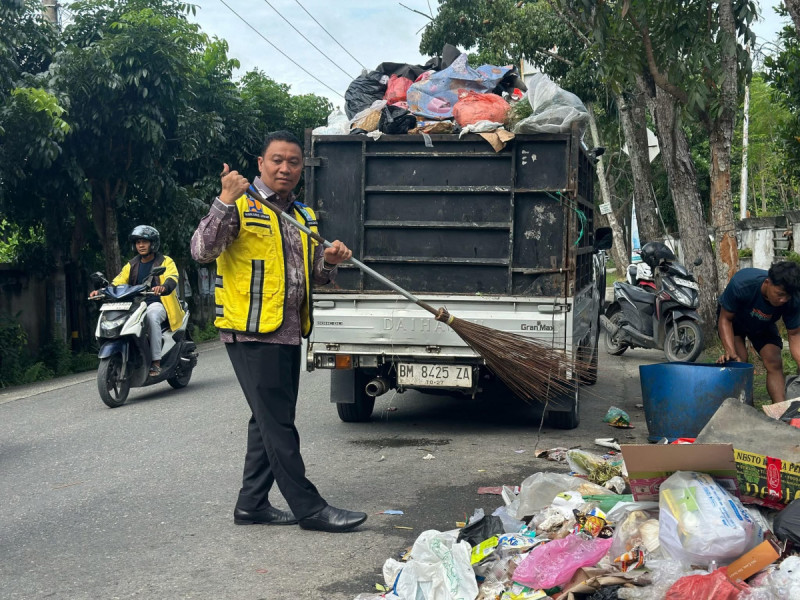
[664,319,704,362]
[97,355,131,408]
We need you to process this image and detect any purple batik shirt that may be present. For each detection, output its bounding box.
[190,177,336,345]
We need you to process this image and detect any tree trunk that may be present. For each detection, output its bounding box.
[587,103,629,274]
[645,83,718,338]
[708,0,739,290]
[618,85,661,244]
[91,181,122,278]
[785,0,800,34]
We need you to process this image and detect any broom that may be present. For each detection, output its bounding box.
[247,184,585,403]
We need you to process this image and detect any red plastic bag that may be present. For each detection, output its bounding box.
[665,568,748,600]
[453,91,510,126]
[384,74,413,104]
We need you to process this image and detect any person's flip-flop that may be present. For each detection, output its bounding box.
[149,365,161,377]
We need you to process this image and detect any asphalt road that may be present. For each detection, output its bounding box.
[0,341,660,600]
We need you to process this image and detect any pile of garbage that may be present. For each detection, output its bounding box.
[313,44,588,147]
[350,436,800,599]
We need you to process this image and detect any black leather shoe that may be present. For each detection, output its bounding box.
[233,506,298,526]
[298,505,367,533]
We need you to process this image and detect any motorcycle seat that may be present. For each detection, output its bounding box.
[615,281,656,304]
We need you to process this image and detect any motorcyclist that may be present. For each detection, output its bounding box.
[90,225,185,376]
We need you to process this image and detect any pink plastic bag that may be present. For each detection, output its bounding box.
[512,534,613,589]
[665,568,748,600]
[384,74,413,104]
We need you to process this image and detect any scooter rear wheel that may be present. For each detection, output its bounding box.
[167,367,193,389]
[98,355,131,408]
[603,310,628,356]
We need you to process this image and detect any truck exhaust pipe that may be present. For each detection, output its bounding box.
[365,377,389,397]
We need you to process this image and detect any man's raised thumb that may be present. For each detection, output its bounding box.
[220,163,230,177]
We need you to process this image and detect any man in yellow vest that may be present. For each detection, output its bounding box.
[191,131,366,533]
[91,225,184,377]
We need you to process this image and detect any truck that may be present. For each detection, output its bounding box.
[302,125,612,429]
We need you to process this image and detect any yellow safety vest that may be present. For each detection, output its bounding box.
[113,254,186,332]
[214,194,318,336]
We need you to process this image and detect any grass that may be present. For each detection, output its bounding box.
[192,321,219,343]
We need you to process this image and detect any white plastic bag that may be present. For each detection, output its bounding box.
[386,529,479,600]
[658,471,758,566]
[348,99,387,132]
[512,72,588,135]
[311,108,349,135]
[513,471,610,520]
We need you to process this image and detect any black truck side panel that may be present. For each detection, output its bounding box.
[305,129,594,297]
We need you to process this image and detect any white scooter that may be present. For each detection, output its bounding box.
[90,267,197,408]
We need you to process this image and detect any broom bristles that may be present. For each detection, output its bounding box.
[440,312,593,404]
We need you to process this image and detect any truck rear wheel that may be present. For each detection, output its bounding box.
[547,383,580,429]
[331,369,375,422]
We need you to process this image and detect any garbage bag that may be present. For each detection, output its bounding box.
[456,514,504,545]
[453,91,510,126]
[407,53,512,120]
[375,61,429,81]
[345,71,388,119]
[349,100,386,133]
[512,72,589,135]
[738,555,800,599]
[665,568,748,600]
[773,498,800,544]
[378,104,417,135]
[512,534,613,590]
[659,471,758,566]
[386,529,479,600]
[512,471,612,520]
[384,74,414,104]
[311,108,349,135]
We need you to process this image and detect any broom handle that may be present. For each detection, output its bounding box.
[247,186,440,318]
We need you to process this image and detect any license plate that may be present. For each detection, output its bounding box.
[101,302,133,311]
[397,363,472,388]
[674,277,699,290]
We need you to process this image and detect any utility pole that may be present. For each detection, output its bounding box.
[42,0,58,25]
[740,44,751,220]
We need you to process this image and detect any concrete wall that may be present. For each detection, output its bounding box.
[753,229,775,270]
[0,265,48,353]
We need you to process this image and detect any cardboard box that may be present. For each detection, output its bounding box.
[620,443,739,502]
[726,538,781,581]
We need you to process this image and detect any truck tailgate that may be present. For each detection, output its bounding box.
[312,293,568,358]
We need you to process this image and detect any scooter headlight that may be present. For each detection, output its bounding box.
[100,315,127,336]
[663,279,692,306]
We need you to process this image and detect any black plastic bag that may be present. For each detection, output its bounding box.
[344,71,387,119]
[374,61,428,81]
[378,105,417,135]
[774,498,800,544]
[456,514,505,545]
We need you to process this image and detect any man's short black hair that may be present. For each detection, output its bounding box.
[768,261,800,296]
[260,130,302,156]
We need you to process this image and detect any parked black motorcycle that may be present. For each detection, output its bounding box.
[601,242,704,362]
[90,267,197,408]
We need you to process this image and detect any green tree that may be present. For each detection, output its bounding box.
[766,16,800,194]
[51,0,207,277]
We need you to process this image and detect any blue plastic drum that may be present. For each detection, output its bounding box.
[639,362,754,442]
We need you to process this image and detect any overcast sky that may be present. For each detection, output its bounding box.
[187,0,791,108]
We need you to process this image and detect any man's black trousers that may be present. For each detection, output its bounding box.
[225,341,326,520]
